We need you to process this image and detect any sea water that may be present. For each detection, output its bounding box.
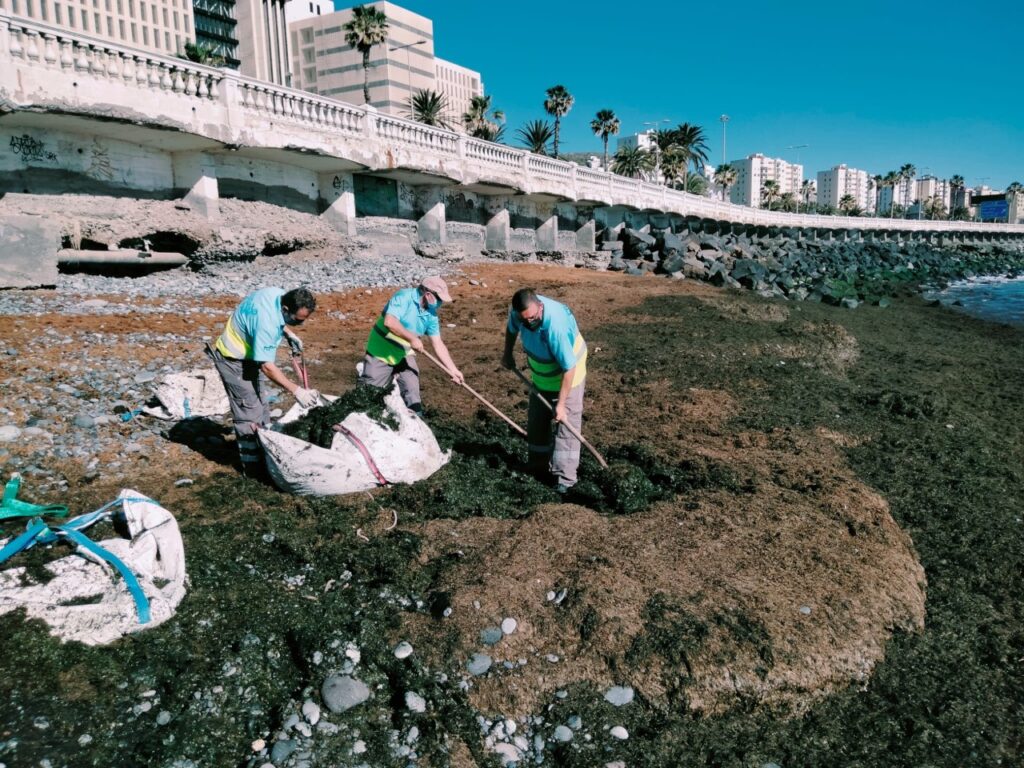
[938,275,1024,327]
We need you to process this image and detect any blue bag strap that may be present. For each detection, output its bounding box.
[0,475,69,521]
[60,527,151,624]
[0,518,49,564]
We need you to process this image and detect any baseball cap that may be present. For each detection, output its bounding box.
[421,276,452,303]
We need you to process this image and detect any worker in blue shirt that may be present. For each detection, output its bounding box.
[208,287,319,477]
[360,276,463,412]
[502,287,587,492]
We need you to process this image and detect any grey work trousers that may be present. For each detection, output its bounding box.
[358,353,422,411]
[527,381,585,487]
[207,345,270,471]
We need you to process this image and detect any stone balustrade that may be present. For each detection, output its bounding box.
[2,11,1022,237]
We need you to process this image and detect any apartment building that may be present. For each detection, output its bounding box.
[234,0,289,84]
[434,56,482,127]
[816,164,875,212]
[727,153,803,207]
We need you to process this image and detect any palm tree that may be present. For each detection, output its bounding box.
[800,179,815,213]
[515,120,554,155]
[180,41,225,66]
[590,109,620,171]
[685,174,708,196]
[463,94,505,141]
[1007,181,1023,195]
[838,193,857,214]
[779,192,797,212]
[660,149,688,188]
[663,123,709,192]
[406,89,452,129]
[611,145,654,179]
[949,174,964,211]
[716,163,737,202]
[883,170,900,217]
[761,179,781,210]
[899,163,916,212]
[543,85,574,159]
[343,5,389,106]
[923,194,947,220]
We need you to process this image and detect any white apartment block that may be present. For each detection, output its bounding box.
[236,0,290,85]
[878,176,916,213]
[284,0,326,25]
[289,1,481,126]
[914,176,952,212]
[435,57,482,128]
[0,0,194,56]
[727,153,803,208]
[816,164,875,212]
[616,130,656,153]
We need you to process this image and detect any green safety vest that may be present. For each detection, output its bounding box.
[526,334,587,392]
[366,315,411,366]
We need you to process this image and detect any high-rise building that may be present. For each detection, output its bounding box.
[193,0,240,67]
[290,1,483,120]
[878,176,916,214]
[234,0,289,85]
[726,153,803,208]
[816,164,875,212]
[284,0,327,25]
[911,175,952,216]
[1,0,195,58]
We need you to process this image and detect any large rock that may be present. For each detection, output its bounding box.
[321,675,370,713]
[0,215,61,288]
[656,231,684,256]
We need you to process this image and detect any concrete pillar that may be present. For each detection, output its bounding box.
[317,171,356,236]
[172,152,219,221]
[536,205,558,251]
[416,187,447,245]
[486,209,510,251]
[576,219,596,250]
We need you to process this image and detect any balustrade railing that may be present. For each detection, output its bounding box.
[2,11,1022,235]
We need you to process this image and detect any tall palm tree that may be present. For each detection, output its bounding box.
[949,174,964,211]
[611,145,654,179]
[515,120,554,155]
[883,170,900,217]
[660,150,688,188]
[800,179,815,213]
[406,89,452,129]
[716,163,737,202]
[899,163,916,211]
[1006,181,1023,195]
[343,5,389,106]
[660,123,709,191]
[761,179,781,210]
[590,109,620,171]
[463,94,505,141]
[543,85,574,159]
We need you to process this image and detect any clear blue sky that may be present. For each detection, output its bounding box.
[341,0,1023,189]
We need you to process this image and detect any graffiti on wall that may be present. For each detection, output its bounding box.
[87,140,114,181]
[9,134,58,162]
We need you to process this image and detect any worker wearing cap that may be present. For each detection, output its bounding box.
[359,277,463,412]
[208,287,319,478]
[502,287,587,493]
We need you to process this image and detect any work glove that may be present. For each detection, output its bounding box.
[286,333,303,355]
[294,387,321,409]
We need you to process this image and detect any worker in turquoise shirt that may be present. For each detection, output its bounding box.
[208,287,320,477]
[502,287,587,493]
[359,276,463,412]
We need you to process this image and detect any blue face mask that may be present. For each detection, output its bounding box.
[426,298,440,316]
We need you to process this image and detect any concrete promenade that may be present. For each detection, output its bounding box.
[2,10,1023,251]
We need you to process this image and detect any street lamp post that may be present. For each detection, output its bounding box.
[388,38,427,108]
[719,114,729,167]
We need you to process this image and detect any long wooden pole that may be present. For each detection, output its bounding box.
[511,367,609,469]
[416,349,527,437]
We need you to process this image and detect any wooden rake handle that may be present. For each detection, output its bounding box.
[510,367,609,469]
[417,349,527,437]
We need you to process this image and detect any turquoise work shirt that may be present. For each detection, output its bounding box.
[222,287,285,363]
[507,295,581,371]
[384,287,440,337]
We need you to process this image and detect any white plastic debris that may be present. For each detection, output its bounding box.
[259,385,450,496]
[0,490,187,645]
[143,368,229,420]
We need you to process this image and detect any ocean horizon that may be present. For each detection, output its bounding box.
[937,274,1024,327]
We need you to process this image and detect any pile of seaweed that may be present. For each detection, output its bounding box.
[279,386,398,448]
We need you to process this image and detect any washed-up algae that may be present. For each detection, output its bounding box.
[279,385,398,447]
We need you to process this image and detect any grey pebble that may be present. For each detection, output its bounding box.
[321,675,370,713]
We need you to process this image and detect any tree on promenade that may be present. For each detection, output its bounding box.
[180,42,225,66]
[543,85,574,159]
[839,193,858,214]
[716,164,738,202]
[799,179,815,213]
[883,171,900,218]
[463,95,505,141]
[900,163,916,212]
[685,174,708,195]
[344,5,389,106]
[923,194,947,220]
[515,120,554,155]
[761,179,781,210]
[590,110,620,171]
[950,174,965,210]
[661,150,687,188]
[671,123,709,191]
[779,192,797,212]
[407,90,452,129]
[611,145,654,179]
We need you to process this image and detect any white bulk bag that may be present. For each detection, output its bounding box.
[143,368,229,420]
[0,490,188,646]
[259,385,450,496]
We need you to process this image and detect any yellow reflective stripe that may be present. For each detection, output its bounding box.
[215,315,251,359]
[365,316,410,365]
[528,335,587,391]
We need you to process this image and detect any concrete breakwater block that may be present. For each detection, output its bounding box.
[0,215,60,288]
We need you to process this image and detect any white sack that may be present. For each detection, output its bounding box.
[143,368,229,420]
[0,490,188,646]
[259,385,450,496]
